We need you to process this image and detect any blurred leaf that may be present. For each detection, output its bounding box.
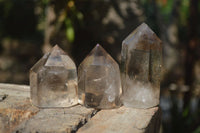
[199,2,200,13]
[77,12,83,21]
[157,0,173,22]
[161,0,173,14]
[182,107,189,117]
[180,0,189,26]
[42,0,49,5]
[65,18,75,43]
[58,11,66,23]
[2,0,13,17]
[68,0,74,8]
[193,126,200,133]
[141,0,147,5]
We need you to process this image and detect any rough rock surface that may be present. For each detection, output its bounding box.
[0,83,160,133]
[77,106,161,133]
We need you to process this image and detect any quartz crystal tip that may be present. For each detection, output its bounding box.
[91,44,106,56]
[78,44,121,109]
[123,23,162,51]
[53,44,59,49]
[50,45,66,55]
[30,45,78,108]
[121,23,162,109]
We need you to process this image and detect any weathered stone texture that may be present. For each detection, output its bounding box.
[77,106,161,133]
[0,83,160,133]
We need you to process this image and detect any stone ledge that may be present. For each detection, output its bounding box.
[77,106,160,133]
[0,84,160,133]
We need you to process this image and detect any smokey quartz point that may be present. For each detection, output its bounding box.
[121,23,162,108]
[78,44,121,109]
[30,45,78,108]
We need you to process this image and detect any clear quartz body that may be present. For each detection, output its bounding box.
[78,44,121,109]
[121,23,162,109]
[30,45,78,108]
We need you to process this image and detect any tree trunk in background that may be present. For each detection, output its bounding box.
[42,2,56,53]
[160,0,184,87]
[184,0,199,108]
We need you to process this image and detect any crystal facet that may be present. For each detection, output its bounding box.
[121,23,162,108]
[78,44,121,109]
[30,45,78,108]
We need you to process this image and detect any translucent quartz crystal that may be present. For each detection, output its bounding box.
[121,23,162,108]
[30,45,78,108]
[78,44,121,109]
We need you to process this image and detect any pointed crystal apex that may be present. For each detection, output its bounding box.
[53,44,60,49]
[30,45,78,108]
[44,45,75,69]
[138,22,153,32]
[121,23,162,109]
[78,44,121,109]
[123,23,161,51]
[81,44,117,66]
[89,44,108,56]
[51,45,66,54]
[44,45,67,67]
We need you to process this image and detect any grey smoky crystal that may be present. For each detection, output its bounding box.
[121,23,162,109]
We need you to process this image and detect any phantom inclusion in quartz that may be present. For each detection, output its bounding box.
[121,23,162,109]
[78,44,121,109]
[30,45,78,108]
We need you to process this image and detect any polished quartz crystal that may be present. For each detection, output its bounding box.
[78,44,121,109]
[121,23,162,108]
[30,45,78,108]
